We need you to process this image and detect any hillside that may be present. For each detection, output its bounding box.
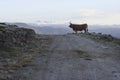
[0,23,120,80]
[0,23,51,80]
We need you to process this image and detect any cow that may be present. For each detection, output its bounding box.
[69,23,88,33]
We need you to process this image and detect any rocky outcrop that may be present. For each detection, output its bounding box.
[0,23,37,80]
[0,23,36,47]
[79,32,120,45]
[87,32,114,41]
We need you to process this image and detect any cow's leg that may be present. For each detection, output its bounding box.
[85,28,88,33]
[75,31,77,34]
[84,29,86,33]
[86,28,88,33]
[87,28,88,32]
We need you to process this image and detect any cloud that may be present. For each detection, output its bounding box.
[79,9,101,17]
[37,20,53,24]
[66,9,120,25]
[1,8,119,25]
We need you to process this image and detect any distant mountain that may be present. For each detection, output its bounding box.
[12,23,33,28]
[34,26,73,35]
[10,23,73,34]
[10,22,120,38]
[89,28,120,38]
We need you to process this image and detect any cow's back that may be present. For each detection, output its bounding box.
[71,24,88,31]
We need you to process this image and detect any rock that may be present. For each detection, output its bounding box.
[0,24,36,47]
[101,46,108,49]
[92,32,96,35]
[98,33,102,35]
[0,75,7,80]
[0,70,8,74]
[6,74,12,79]
[101,34,113,41]
[8,70,15,73]
[0,23,6,25]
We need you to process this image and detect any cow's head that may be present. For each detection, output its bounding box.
[69,22,72,28]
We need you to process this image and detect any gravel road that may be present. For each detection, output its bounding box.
[13,34,120,80]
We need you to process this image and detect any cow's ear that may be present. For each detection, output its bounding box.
[69,21,72,24]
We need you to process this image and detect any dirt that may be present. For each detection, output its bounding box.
[12,34,120,80]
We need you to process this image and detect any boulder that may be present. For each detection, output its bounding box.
[0,24,36,47]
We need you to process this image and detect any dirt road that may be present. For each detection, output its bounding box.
[14,34,120,80]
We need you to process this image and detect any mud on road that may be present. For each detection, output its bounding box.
[13,34,120,80]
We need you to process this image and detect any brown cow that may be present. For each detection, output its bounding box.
[69,23,88,33]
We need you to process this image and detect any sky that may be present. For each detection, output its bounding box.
[0,0,120,25]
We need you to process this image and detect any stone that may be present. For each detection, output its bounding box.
[0,24,36,47]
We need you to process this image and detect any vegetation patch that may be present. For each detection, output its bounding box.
[84,58,92,61]
[74,50,91,58]
[74,50,117,60]
[0,34,51,71]
[0,46,21,57]
[0,26,6,31]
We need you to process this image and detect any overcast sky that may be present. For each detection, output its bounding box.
[0,0,120,25]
